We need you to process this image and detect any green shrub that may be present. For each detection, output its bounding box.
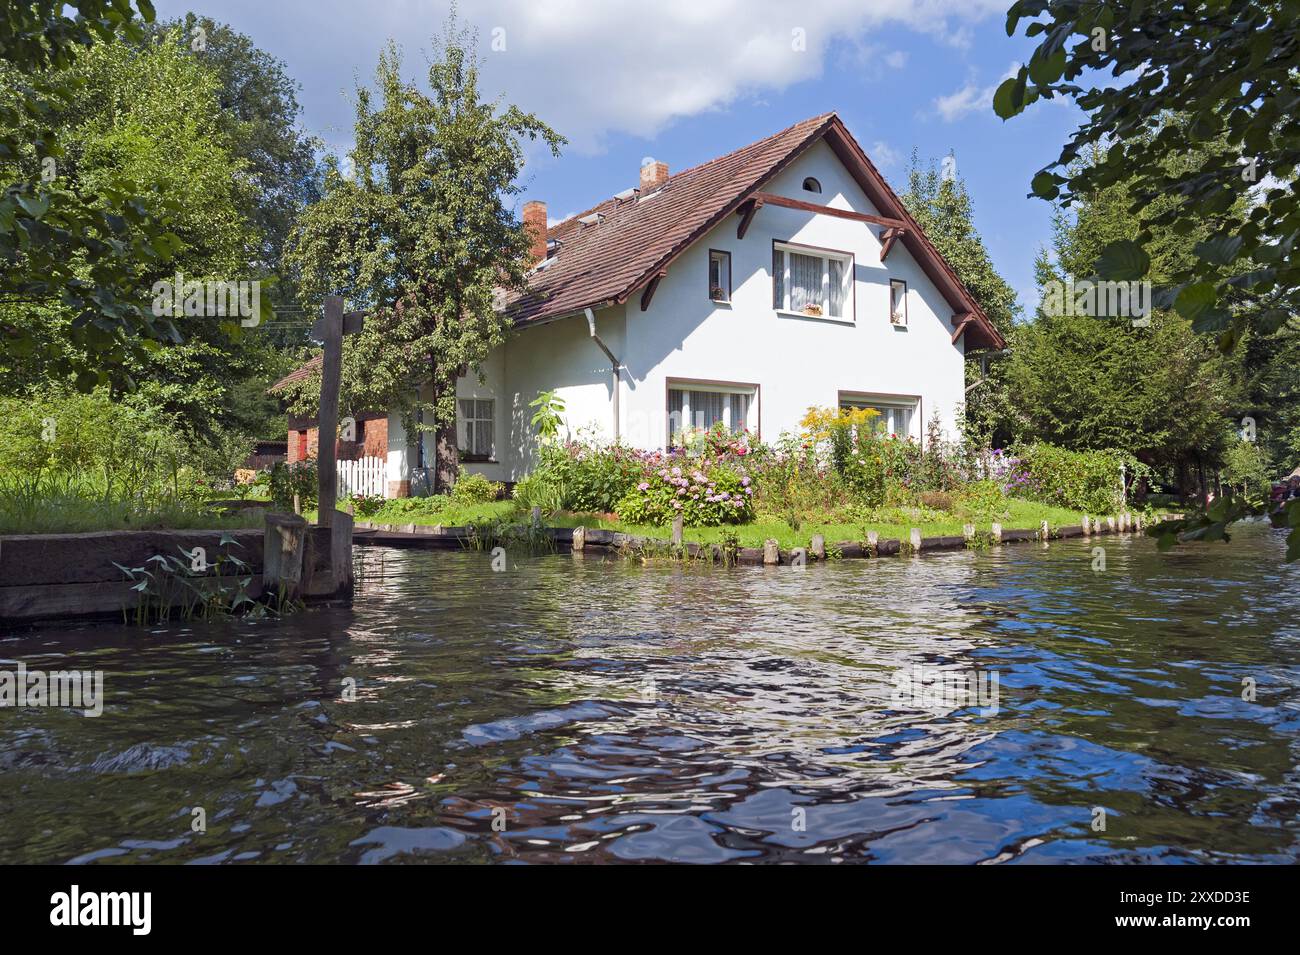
[527,437,646,512]
[268,460,317,511]
[953,480,1007,523]
[451,468,504,504]
[1015,443,1123,513]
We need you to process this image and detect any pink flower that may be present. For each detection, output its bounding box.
[741,477,751,486]
[672,500,682,509]
[637,482,650,491]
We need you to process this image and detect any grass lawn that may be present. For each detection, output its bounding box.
[0,495,266,535]
[354,496,1094,549]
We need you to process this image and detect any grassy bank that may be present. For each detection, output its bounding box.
[354,497,1094,549]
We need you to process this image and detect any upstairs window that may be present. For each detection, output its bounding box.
[772,242,852,320]
[802,177,822,194]
[708,249,731,303]
[890,279,908,326]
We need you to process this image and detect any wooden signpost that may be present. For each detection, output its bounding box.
[311,295,366,527]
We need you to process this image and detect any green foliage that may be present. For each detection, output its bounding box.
[0,1,183,375]
[997,0,1298,352]
[267,459,316,511]
[1015,442,1123,513]
[953,479,1009,524]
[451,468,503,504]
[528,389,566,441]
[522,438,646,513]
[1221,439,1272,497]
[900,151,1021,338]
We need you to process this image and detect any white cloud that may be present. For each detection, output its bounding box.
[870,140,902,168]
[459,0,1007,151]
[933,62,1020,123]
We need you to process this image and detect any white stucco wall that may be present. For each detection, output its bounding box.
[415,137,967,488]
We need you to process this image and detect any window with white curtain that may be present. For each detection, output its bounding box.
[772,242,852,320]
[458,398,495,459]
[668,385,754,443]
[840,396,916,439]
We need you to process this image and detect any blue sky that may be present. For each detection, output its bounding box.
[155,0,1086,315]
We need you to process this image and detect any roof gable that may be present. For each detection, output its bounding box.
[508,112,1005,351]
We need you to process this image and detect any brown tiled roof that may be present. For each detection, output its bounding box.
[504,113,836,324]
[269,353,321,393]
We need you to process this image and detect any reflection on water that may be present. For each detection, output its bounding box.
[2,523,1298,864]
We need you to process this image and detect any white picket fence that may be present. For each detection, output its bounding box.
[337,456,386,499]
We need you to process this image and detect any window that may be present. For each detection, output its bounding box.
[668,383,755,444]
[458,398,495,460]
[841,396,916,439]
[802,177,822,194]
[772,243,852,320]
[890,279,908,326]
[708,249,731,303]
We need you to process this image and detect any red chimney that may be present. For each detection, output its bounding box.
[522,200,548,263]
[640,160,669,193]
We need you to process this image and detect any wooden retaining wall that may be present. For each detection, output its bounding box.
[352,512,1156,567]
[0,515,354,628]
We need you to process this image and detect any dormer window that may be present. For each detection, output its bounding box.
[801,177,822,194]
[890,279,908,326]
[708,249,731,303]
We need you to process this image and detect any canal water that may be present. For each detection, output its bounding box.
[2,523,1297,864]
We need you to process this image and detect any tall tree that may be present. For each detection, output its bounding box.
[899,151,1021,447]
[0,28,278,441]
[145,14,323,339]
[284,22,563,492]
[0,0,179,381]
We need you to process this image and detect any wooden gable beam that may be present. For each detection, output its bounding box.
[749,191,907,230]
[640,270,668,311]
[736,197,763,239]
[951,312,974,344]
[879,227,904,262]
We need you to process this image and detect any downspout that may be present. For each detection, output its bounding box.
[585,307,620,441]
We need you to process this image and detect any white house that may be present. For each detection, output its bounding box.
[278,113,1004,495]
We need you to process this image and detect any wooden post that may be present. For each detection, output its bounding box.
[671,515,684,547]
[311,296,365,527]
[315,296,343,527]
[867,530,879,555]
[1107,516,1116,533]
[263,512,307,598]
[991,522,1002,544]
[1039,520,1049,541]
[963,523,975,542]
[1082,514,1091,536]
[763,539,779,565]
[572,526,586,552]
[1134,512,1143,531]
[810,533,826,560]
[329,510,354,592]
[909,528,922,553]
